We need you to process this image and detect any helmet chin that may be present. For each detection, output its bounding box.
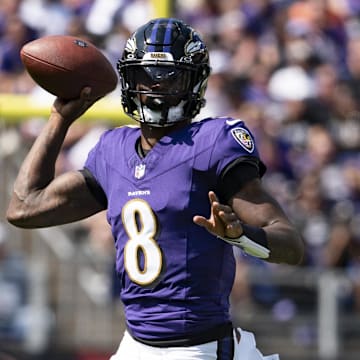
[134,98,187,127]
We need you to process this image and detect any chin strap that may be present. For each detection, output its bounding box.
[218,224,270,259]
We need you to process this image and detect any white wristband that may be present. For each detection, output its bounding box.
[218,234,270,259]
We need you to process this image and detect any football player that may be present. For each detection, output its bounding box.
[7,18,304,360]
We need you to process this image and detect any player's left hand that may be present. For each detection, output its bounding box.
[193,191,243,239]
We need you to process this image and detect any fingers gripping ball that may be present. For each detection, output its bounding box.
[20,35,118,99]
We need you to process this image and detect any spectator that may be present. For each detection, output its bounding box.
[0,14,37,93]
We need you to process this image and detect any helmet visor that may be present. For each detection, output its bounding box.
[124,63,194,95]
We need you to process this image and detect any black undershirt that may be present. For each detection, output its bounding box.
[217,156,266,203]
[80,168,108,208]
[136,138,149,158]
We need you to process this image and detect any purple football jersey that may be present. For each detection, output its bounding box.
[84,117,262,340]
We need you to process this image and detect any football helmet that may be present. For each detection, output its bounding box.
[117,18,211,126]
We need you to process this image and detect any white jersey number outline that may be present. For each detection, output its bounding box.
[122,199,162,285]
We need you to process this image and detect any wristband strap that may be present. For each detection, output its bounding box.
[242,224,268,249]
[218,224,270,259]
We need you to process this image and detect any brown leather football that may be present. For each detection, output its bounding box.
[20,35,118,99]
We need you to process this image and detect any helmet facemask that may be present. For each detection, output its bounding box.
[119,59,209,126]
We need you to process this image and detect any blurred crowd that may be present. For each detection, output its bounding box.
[175,0,360,309]
[1,0,360,344]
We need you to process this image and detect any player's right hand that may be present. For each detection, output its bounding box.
[51,87,99,125]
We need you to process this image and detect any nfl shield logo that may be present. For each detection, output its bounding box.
[135,164,146,179]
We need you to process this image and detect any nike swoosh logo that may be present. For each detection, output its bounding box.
[226,119,242,126]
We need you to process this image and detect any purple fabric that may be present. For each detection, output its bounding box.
[84,117,262,340]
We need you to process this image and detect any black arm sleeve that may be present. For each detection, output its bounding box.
[79,168,108,208]
[217,156,266,204]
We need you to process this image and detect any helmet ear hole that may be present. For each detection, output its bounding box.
[118,18,211,126]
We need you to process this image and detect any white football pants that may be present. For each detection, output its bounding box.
[110,328,280,360]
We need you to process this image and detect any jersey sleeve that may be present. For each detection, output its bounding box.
[210,118,265,177]
[83,129,111,200]
[79,168,108,208]
[217,161,260,203]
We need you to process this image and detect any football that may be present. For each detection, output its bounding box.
[20,35,118,99]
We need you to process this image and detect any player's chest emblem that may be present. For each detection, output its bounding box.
[231,127,254,153]
[135,163,146,179]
